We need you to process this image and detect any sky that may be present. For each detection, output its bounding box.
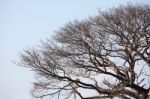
[0,0,150,99]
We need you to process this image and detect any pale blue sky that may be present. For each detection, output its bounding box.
[0,0,150,99]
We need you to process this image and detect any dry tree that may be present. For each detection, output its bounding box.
[19,4,150,99]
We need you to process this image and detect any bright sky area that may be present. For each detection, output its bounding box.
[0,0,150,99]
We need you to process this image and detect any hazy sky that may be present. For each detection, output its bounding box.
[0,0,150,99]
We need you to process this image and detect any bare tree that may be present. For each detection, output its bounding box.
[19,4,150,99]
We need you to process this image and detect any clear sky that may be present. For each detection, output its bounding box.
[0,0,150,99]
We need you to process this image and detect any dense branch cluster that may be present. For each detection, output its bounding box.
[20,5,150,99]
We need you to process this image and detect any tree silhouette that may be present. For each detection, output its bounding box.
[19,4,150,99]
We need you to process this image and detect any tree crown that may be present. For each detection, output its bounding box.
[20,4,150,99]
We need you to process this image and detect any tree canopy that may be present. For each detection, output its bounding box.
[20,4,150,99]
